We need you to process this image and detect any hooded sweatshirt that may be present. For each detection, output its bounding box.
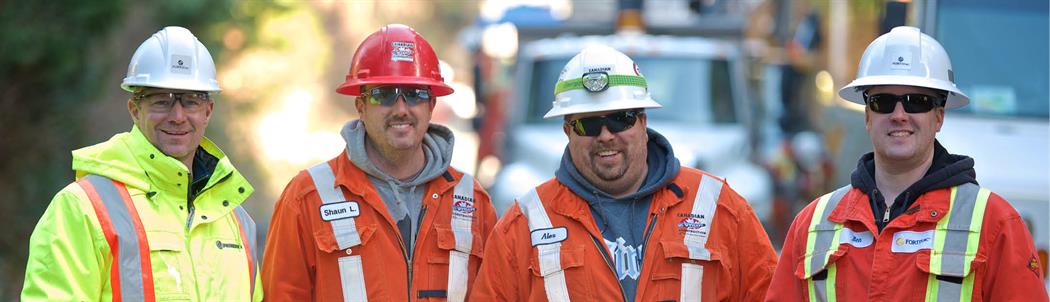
[341,120,454,257]
[850,140,977,232]
[555,128,681,301]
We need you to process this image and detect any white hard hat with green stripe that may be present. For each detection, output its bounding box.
[543,45,662,119]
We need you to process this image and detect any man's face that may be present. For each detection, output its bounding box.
[355,84,436,153]
[564,109,649,192]
[127,87,214,166]
[864,85,945,164]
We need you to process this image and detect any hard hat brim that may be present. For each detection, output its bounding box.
[335,77,454,97]
[543,89,663,119]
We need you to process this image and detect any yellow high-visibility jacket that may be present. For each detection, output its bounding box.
[22,126,262,302]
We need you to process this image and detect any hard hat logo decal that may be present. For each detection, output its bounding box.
[391,42,415,62]
[582,72,609,92]
[170,55,192,74]
[888,47,911,70]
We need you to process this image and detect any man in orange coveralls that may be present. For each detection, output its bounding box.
[261,24,496,302]
[765,26,1049,301]
[470,45,777,301]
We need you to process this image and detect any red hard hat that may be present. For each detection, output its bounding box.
[336,24,454,97]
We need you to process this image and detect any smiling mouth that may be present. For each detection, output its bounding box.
[161,129,190,136]
[888,130,913,137]
[596,150,620,158]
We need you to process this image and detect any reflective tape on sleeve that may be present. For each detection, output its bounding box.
[233,206,258,300]
[79,175,156,302]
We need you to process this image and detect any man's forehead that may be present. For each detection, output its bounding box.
[363,84,429,89]
[135,87,204,94]
[865,85,941,95]
[567,109,637,120]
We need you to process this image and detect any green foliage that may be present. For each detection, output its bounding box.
[0,0,287,298]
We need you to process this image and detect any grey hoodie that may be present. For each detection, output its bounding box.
[555,128,681,301]
[341,120,454,257]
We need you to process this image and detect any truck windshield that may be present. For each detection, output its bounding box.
[526,56,737,124]
[934,0,1049,118]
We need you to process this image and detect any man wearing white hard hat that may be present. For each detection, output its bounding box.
[472,45,777,301]
[766,26,1047,301]
[21,26,261,301]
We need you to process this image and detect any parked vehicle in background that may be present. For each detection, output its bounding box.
[917,0,1049,287]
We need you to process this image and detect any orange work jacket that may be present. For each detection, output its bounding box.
[472,167,777,301]
[261,152,497,301]
[766,185,1048,302]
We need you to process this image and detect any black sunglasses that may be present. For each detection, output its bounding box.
[567,110,642,137]
[865,93,944,114]
[362,85,432,107]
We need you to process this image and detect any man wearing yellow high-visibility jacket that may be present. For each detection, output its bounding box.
[766,26,1047,302]
[21,26,262,302]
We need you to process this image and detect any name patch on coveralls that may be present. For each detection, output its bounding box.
[891,230,934,253]
[320,201,360,221]
[839,228,874,248]
[531,227,568,246]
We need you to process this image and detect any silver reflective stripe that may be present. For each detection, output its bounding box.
[307,163,362,249]
[938,183,979,277]
[806,186,851,275]
[934,183,982,302]
[684,175,722,260]
[85,175,149,302]
[447,173,475,302]
[519,188,571,301]
[233,206,258,299]
[680,263,703,302]
[338,255,368,302]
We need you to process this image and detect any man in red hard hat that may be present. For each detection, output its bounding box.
[261,24,496,302]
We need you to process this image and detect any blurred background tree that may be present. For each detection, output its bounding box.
[0,0,288,297]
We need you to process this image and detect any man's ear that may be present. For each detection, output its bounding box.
[354,96,365,113]
[562,122,571,137]
[127,99,139,122]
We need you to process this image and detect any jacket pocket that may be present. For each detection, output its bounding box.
[424,224,487,299]
[651,240,726,302]
[311,221,377,253]
[148,231,191,301]
[528,243,591,300]
[915,250,984,298]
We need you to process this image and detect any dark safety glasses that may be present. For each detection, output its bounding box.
[567,110,642,137]
[362,85,432,107]
[864,93,944,114]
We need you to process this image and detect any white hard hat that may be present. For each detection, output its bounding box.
[121,26,220,92]
[543,45,662,119]
[838,26,969,109]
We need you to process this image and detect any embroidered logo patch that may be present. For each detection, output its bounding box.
[677,217,706,230]
[320,201,360,221]
[891,230,933,253]
[452,194,476,220]
[530,227,568,246]
[215,240,242,250]
[839,228,874,248]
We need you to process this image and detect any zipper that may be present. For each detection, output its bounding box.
[589,235,629,302]
[639,211,660,257]
[882,206,891,223]
[406,204,428,300]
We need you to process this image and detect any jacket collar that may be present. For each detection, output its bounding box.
[828,187,954,232]
[330,149,461,206]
